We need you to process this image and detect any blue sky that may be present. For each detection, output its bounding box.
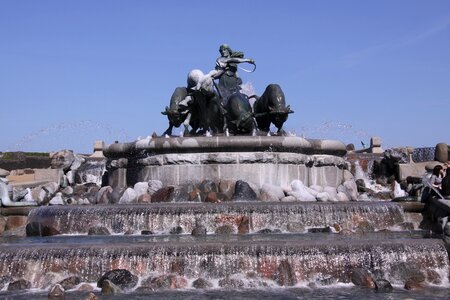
[1,0,449,153]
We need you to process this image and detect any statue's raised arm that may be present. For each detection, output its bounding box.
[213,44,255,101]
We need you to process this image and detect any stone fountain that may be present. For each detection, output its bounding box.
[0,45,449,299]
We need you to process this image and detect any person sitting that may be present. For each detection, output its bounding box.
[441,167,450,198]
[429,165,444,189]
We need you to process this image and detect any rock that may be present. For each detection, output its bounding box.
[425,269,442,284]
[259,191,279,201]
[77,283,94,292]
[204,191,219,203]
[170,226,183,234]
[137,193,151,203]
[49,193,65,205]
[88,226,110,235]
[336,191,349,201]
[218,180,235,199]
[434,143,448,163]
[147,180,163,195]
[232,180,257,201]
[151,186,174,202]
[133,182,149,197]
[316,192,330,202]
[26,222,60,236]
[404,276,426,291]
[96,186,113,204]
[0,168,10,177]
[58,276,81,290]
[343,170,354,181]
[287,222,305,233]
[0,275,13,290]
[61,186,73,196]
[351,268,375,288]
[97,269,138,290]
[238,216,250,234]
[199,180,217,193]
[343,180,358,201]
[191,225,207,236]
[192,278,213,289]
[355,221,375,233]
[5,216,28,230]
[7,279,31,291]
[101,279,121,295]
[218,277,244,289]
[260,183,285,200]
[288,180,316,201]
[51,150,75,171]
[142,274,187,290]
[389,262,425,283]
[215,224,235,235]
[274,260,297,286]
[141,230,153,235]
[48,284,65,298]
[2,226,26,237]
[355,179,366,192]
[374,279,393,292]
[86,292,99,300]
[323,186,338,200]
[172,183,195,202]
[188,188,202,202]
[118,188,137,204]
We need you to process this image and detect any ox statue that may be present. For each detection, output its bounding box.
[253,84,293,134]
[161,87,198,136]
[225,92,255,135]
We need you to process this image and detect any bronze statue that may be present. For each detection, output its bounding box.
[161,44,293,137]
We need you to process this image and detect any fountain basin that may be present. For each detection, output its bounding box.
[104,136,348,188]
[28,202,406,235]
[0,236,447,289]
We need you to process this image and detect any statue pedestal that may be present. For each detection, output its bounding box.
[104,136,347,188]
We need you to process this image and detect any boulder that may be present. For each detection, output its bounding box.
[97,269,138,290]
[238,216,250,234]
[351,268,375,288]
[218,180,235,199]
[316,192,330,202]
[204,191,219,203]
[88,226,110,236]
[218,277,244,289]
[141,230,153,235]
[86,292,99,300]
[48,284,65,298]
[199,180,217,193]
[280,195,297,202]
[141,274,188,290]
[50,150,75,171]
[58,276,81,290]
[404,276,426,291]
[286,222,305,233]
[192,278,213,289]
[232,180,257,201]
[274,260,297,286]
[191,225,207,236]
[101,279,121,295]
[0,168,10,177]
[215,224,235,235]
[374,279,393,292]
[137,193,151,203]
[288,180,316,201]
[26,222,60,237]
[49,193,65,205]
[5,216,28,230]
[96,186,113,204]
[118,188,137,204]
[323,186,338,200]
[133,182,149,197]
[77,283,94,292]
[147,180,163,195]
[151,186,174,202]
[260,183,285,200]
[7,279,31,291]
[170,226,183,234]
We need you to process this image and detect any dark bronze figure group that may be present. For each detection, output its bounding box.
[162,44,293,136]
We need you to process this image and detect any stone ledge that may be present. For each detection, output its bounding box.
[104,136,347,158]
